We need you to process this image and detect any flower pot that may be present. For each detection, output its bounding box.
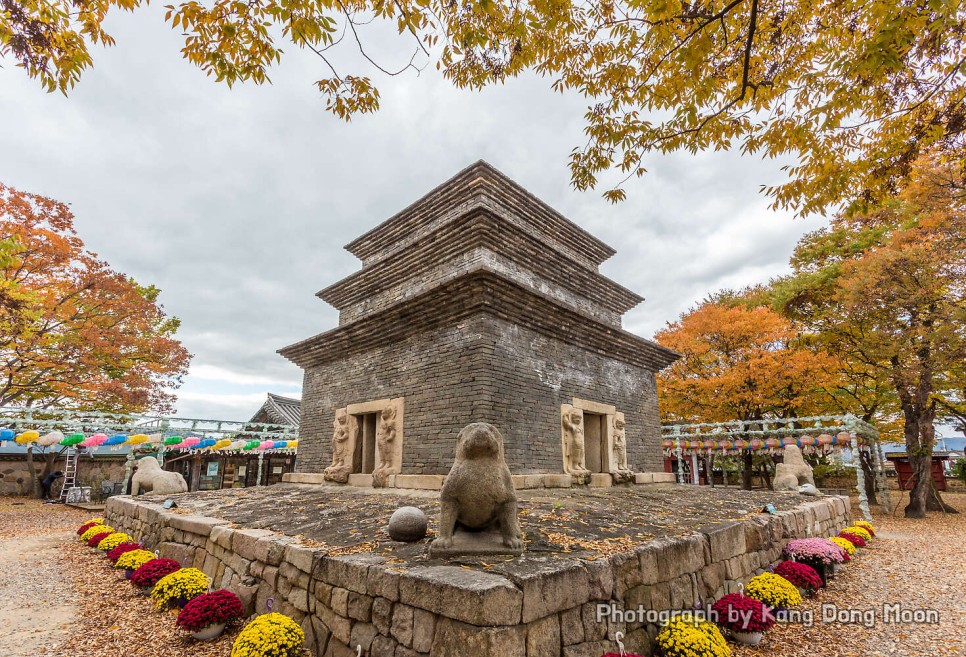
[124,568,135,579]
[731,630,764,646]
[190,623,226,641]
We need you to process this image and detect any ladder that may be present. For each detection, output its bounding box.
[59,447,80,502]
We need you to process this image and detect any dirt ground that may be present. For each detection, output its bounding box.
[0,498,87,656]
[0,492,962,657]
[730,493,966,657]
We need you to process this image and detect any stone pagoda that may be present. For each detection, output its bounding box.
[279,161,679,489]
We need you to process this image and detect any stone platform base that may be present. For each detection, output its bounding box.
[105,485,849,657]
[283,471,676,490]
[428,530,525,558]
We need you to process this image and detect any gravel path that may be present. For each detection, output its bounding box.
[0,498,88,656]
[731,492,966,657]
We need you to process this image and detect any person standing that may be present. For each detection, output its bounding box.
[41,470,64,500]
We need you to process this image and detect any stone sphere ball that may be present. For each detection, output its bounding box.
[388,506,428,542]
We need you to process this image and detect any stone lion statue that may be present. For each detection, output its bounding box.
[431,423,523,554]
[131,456,188,495]
[773,445,816,491]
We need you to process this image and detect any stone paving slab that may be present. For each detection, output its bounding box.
[132,482,812,564]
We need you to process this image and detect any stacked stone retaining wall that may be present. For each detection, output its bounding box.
[106,494,850,657]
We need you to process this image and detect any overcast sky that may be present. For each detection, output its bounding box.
[0,8,829,422]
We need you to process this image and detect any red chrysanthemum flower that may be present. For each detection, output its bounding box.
[77,521,99,535]
[175,590,245,632]
[838,531,867,548]
[107,542,144,563]
[87,531,112,547]
[711,593,777,632]
[772,560,823,592]
[131,558,181,588]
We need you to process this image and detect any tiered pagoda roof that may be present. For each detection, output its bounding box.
[279,161,677,371]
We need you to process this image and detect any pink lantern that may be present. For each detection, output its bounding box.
[258,440,274,450]
[799,434,816,446]
[184,437,201,448]
[765,437,780,450]
[749,438,764,450]
[781,436,797,447]
[816,433,834,445]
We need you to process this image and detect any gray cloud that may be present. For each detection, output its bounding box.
[0,7,827,419]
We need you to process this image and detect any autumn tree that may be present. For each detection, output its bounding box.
[655,303,837,489]
[774,158,966,518]
[0,182,192,494]
[709,286,899,503]
[3,1,964,213]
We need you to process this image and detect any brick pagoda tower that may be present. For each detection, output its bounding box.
[280,161,678,488]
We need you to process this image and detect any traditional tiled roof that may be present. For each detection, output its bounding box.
[280,161,679,372]
[249,393,301,427]
[280,271,679,371]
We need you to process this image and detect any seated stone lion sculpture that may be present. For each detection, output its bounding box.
[430,422,523,556]
[773,445,816,491]
[131,456,188,495]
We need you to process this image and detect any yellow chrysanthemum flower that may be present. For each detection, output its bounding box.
[231,613,305,657]
[829,536,857,556]
[844,525,872,541]
[151,567,210,609]
[116,549,156,570]
[81,525,114,542]
[656,613,730,657]
[97,532,133,551]
[746,572,803,609]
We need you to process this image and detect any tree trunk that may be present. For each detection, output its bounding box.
[25,445,41,498]
[742,452,753,490]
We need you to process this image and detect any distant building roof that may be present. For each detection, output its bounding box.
[248,393,301,428]
[881,437,966,454]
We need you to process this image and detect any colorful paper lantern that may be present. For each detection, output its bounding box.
[125,434,149,445]
[244,440,260,450]
[38,430,65,446]
[15,430,40,444]
[164,436,183,446]
[0,428,15,441]
[184,437,201,448]
[105,434,128,446]
[198,438,217,449]
[272,441,287,449]
[213,439,232,450]
[61,433,84,446]
[258,440,274,450]
[287,440,298,449]
[146,433,162,444]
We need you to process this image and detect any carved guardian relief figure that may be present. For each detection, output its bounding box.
[323,407,352,483]
[372,400,403,487]
[560,404,591,485]
[610,412,634,483]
